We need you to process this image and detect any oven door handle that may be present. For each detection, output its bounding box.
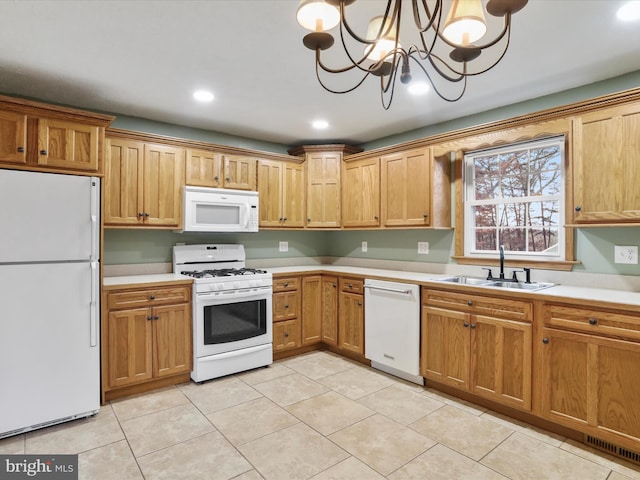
[196,287,272,302]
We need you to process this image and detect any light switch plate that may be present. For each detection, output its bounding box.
[361,241,368,252]
[418,242,429,254]
[614,245,638,264]
[279,241,288,253]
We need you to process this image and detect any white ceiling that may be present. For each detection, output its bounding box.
[0,1,639,147]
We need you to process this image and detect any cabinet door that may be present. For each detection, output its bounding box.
[257,159,283,227]
[273,291,299,322]
[222,154,256,190]
[381,148,431,226]
[185,148,222,187]
[339,292,364,355]
[0,110,27,164]
[470,315,532,411]
[107,308,153,388]
[273,319,301,351]
[37,118,99,172]
[342,157,380,227]
[321,276,338,346]
[282,161,305,227]
[153,303,192,378]
[573,103,640,223]
[143,143,185,227]
[540,327,640,446]
[104,138,144,225]
[421,306,469,389]
[307,152,341,227]
[301,276,322,345]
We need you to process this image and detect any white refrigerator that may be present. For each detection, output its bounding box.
[0,168,101,438]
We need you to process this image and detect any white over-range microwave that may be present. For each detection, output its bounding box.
[179,186,259,233]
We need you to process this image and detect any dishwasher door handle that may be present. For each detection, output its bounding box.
[364,285,413,295]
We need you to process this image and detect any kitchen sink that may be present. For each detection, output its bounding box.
[434,276,555,292]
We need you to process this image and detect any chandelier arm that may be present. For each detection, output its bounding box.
[314,58,372,94]
[424,53,466,82]
[410,56,469,102]
[314,49,367,75]
[380,57,403,110]
[412,0,442,34]
[338,0,397,46]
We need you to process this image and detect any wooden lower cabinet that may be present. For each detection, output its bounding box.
[538,302,640,451]
[102,282,192,402]
[273,319,301,351]
[321,276,338,345]
[338,278,365,355]
[272,275,302,352]
[301,276,322,345]
[422,288,532,411]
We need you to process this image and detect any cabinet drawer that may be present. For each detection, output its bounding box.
[273,291,299,321]
[273,276,300,292]
[273,319,301,351]
[423,288,532,322]
[340,278,364,294]
[107,286,191,310]
[543,303,640,341]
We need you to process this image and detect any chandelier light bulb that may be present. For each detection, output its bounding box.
[364,16,400,61]
[443,0,488,45]
[296,0,340,32]
[617,1,640,21]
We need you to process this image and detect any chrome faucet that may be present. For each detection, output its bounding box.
[499,244,505,280]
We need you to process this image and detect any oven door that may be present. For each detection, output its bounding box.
[195,287,272,357]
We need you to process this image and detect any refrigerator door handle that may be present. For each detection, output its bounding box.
[90,261,98,347]
[90,177,99,261]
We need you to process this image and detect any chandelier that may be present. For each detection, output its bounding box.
[296,0,528,109]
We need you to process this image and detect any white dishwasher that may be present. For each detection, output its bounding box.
[364,279,423,385]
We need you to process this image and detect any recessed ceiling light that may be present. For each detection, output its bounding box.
[617,1,640,21]
[193,90,214,102]
[312,119,329,130]
[408,81,430,96]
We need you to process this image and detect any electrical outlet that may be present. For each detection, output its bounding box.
[361,241,368,252]
[614,245,638,264]
[279,241,288,253]
[418,242,429,254]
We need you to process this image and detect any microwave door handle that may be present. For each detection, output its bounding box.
[243,202,251,228]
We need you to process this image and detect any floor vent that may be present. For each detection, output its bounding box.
[585,435,640,465]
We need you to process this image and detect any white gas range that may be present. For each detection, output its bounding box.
[173,244,273,382]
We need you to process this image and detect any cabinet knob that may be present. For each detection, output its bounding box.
[467,300,473,306]
[149,295,155,300]
[147,315,152,321]
[284,332,289,337]
[589,318,597,325]
[225,177,230,181]
[332,283,337,287]
[284,282,289,287]
[214,176,219,180]
[542,337,549,344]
[154,315,159,320]
[423,213,429,218]
[138,212,144,217]
[575,206,582,212]
[284,304,289,308]
[283,217,287,221]
[144,212,150,217]
[348,283,353,288]
[358,301,362,306]
[17,147,25,153]
[463,321,469,328]
[39,149,47,155]
[470,324,476,329]
[374,216,378,220]
[279,217,283,222]
[307,218,311,222]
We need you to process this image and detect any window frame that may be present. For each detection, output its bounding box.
[462,135,566,262]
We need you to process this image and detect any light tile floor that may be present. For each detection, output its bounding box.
[2,351,640,480]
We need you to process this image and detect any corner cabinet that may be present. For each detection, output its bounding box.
[422,287,533,411]
[104,137,185,228]
[571,101,640,224]
[380,147,451,228]
[306,150,342,227]
[338,277,365,356]
[0,94,113,174]
[101,281,193,403]
[537,301,640,452]
[257,159,305,228]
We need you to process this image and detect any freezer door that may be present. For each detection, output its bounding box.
[0,262,100,436]
[0,169,100,263]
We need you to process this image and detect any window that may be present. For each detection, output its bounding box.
[464,136,565,260]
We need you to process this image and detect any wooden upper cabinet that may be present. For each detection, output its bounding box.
[257,159,305,228]
[0,95,112,174]
[342,156,380,227]
[381,148,431,227]
[37,118,99,171]
[185,148,222,187]
[572,101,640,224]
[104,137,185,228]
[306,151,341,227]
[0,110,27,164]
[222,154,256,190]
